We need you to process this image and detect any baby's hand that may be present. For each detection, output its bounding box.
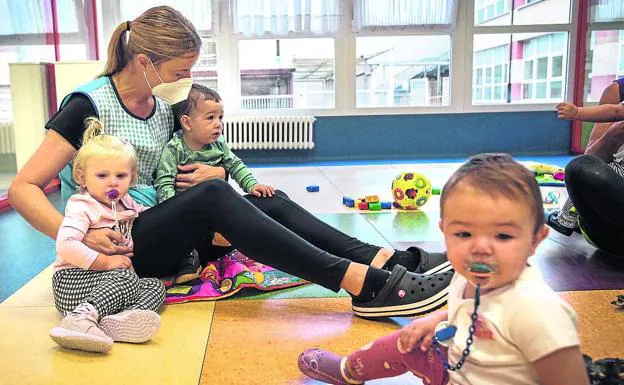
[399,312,445,353]
[556,102,578,120]
[91,254,132,271]
[105,255,133,270]
[250,184,275,197]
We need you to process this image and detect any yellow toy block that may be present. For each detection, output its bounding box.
[365,195,380,203]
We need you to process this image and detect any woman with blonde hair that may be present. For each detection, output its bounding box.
[9,6,452,321]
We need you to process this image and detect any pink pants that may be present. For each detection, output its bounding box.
[346,330,449,385]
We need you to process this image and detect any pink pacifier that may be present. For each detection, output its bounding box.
[107,189,120,200]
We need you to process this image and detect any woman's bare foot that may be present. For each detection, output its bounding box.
[370,248,395,269]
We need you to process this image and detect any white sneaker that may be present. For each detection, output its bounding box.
[49,306,113,353]
[100,309,161,343]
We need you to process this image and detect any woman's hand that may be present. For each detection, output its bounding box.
[399,310,448,353]
[175,163,226,190]
[83,228,133,256]
[250,183,275,197]
[556,102,578,120]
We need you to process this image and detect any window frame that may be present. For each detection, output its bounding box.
[620,30,624,75]
[473,44,509,104]
[467,0,579,112]
[0,0,584,121]
[520,33,566,102]
[584,17,624,103]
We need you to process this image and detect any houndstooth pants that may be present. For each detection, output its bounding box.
[52,268,166,319]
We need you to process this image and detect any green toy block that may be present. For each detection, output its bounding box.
[432,187,441,195]
[368,202,382,211]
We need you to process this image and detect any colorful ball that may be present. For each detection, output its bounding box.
[391,172,432,210]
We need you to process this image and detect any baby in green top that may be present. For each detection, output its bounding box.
[154,84,275,284]
[154,84,274,202]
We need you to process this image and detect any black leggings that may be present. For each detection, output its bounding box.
[130,179,382,291]
[565,155,624,255]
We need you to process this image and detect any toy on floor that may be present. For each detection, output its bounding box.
[536,174,565,187]
[342,195,392,210]
[306,185,319,192]
[527,162,564,176]
[584,354,624,385]
[391,172,432,210]
[544,191,560,204]
[527,162,566,187]
[342,196,355,207]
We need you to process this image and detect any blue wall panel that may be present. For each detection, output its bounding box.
[235,111,571,164]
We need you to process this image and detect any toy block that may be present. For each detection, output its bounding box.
[432,187,441,195]
[358,202,369,210]
[368,202,382,211]
[365,195,379,203]
[343,197,355,207]
[536,174,565,187]
[306,185,320,192]
[381,201,392,209]
[553,171,565,181]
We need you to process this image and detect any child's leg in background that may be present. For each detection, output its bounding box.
[299,330,448,385]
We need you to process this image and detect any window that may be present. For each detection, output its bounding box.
[97,0,218,89]
[473,0,571,105]
[0,0,91,122]
[521,33,565,101]
[356,36,450,107]
[620,30,624,74]
[353,0,457,108]
[475,0,509,25]
[473,44,508,103]
[232,0,340,37]
[475,0,571,26]
[584,1,624,102]
[238,38,334,110]
[230,0,339,110]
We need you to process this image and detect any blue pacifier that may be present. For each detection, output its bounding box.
[469,262,493,274]
[434,321,457,347]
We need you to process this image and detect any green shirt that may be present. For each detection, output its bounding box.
[154,133,258,203]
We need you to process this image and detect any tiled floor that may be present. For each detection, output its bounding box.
[2,159,624,385]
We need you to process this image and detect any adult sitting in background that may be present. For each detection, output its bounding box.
[548,78,624,256]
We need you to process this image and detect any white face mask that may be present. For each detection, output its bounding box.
[144,59,193,104]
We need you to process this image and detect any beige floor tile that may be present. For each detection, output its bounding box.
[0,302,215,385]
[560,290,624,358]
[201,297,424,385]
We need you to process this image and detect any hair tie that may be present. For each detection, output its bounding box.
[126,21,131,31]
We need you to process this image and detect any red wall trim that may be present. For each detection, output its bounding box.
[86,0,100,60]
[46,63,58,115]
[50,0,60,61]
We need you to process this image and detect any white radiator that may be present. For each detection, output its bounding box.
[0,121,15,154]
[222,116,315,150]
